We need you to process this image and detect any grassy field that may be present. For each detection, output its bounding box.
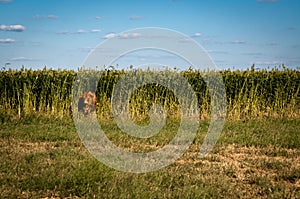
[0,67,299,198]
[0,116,299,198]
[1,67,299,120]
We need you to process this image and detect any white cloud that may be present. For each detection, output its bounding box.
[103,32,142,39]
[57,29,101,34]
[242,52,263,56]
[103,33,117,39]
[178,37,193,43]
[10,57,34,61]
[0,38,15,43]
[90,29,101,33]
[0,25,26,32]
[119,33,142,39]
[79,47,96,53]
[34,15,58,19]
[47,15,58,19]
[75,29,87,34]
[33,15,42,19]
[95,16,101,20]
[29,41,42,46]
[229,40,246,44]
[203,38,212,42]
[57,31,69,34]
[192,32,202,37]
[129,15,143,20]
[207,50,228,54]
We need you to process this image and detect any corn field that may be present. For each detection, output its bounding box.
[0,66,299,122]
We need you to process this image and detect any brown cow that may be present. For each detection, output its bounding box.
[78,91,97,116]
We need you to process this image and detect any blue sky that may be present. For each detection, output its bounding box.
[0,0,299,70]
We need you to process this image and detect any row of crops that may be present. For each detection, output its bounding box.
[0,66,299,121]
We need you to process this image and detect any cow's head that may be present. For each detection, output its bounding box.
[78,91,97,116]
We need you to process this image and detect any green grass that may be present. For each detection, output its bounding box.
[220,118,300,148]
[0,117,299,198]
[1,66,299,198]
[1,66,299,120]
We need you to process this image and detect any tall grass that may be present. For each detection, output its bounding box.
[0,66,299,122]
[219,67,300,119]
[0,67,75,120]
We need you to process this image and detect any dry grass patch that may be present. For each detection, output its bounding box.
[0,117,299,198]
[176,143,300,198]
